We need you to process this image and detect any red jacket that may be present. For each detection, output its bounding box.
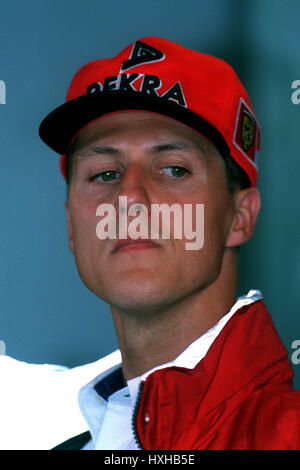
[134,300,300,450]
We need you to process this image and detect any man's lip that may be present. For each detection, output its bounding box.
[112,238,160,253]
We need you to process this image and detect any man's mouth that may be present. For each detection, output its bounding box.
[112,238,160,253]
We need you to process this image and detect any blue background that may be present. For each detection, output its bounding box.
[0,0,300,388]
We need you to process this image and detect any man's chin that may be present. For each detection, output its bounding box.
[99,279,173,316]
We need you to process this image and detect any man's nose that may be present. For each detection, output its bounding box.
[113,163,152,211]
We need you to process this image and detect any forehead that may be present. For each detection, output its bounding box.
[69,111,219,157]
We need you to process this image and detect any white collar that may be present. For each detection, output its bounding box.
[127,289,263,403]
[78,289,263,443]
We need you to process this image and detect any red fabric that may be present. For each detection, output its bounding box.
[135,300,300,450]
[40,37,260,186]
[59,154,67,179]
[65,37,260,186]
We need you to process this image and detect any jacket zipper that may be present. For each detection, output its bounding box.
[131,381,145,450]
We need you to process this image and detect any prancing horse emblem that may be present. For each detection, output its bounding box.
[241,112,255,151]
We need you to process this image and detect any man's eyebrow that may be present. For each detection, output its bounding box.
[77,146,121,159]
[148,141,206,154]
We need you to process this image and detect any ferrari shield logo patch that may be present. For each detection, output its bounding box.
[234,98,259,164]
[241,112,255,151]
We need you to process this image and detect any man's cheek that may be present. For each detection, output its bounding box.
[71,202,99,236]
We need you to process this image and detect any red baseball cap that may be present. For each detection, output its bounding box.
[39,36,260,186]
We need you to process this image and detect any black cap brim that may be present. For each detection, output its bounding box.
[39,91,230,156]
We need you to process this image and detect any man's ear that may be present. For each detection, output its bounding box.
[65,200,74,253]
[226,188,261,248]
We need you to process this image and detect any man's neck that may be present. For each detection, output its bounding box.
[110,250,238,382]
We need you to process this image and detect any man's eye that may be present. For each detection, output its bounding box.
[161,166,189,178]
[93,170,120,182]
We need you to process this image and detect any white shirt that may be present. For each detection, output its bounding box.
[78,290,263,450]
[0,353,123,450]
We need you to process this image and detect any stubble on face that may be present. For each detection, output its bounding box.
[66,112,236,317]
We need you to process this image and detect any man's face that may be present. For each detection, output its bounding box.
[66,111,237,314]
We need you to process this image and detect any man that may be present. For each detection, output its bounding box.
[39,36,300,450]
